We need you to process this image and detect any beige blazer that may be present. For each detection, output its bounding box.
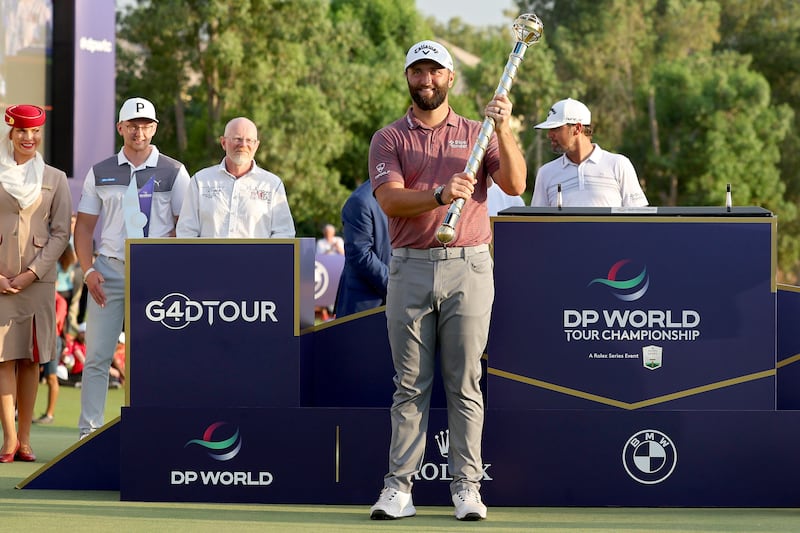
[0,164,72,361]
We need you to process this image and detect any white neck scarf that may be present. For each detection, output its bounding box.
[0,124,44,209]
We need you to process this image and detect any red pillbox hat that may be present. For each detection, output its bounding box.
[4,104,46,128]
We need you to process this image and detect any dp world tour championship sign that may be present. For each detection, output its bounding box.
[488,208,776,411]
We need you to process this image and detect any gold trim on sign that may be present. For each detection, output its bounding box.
[488,367,776,410]
[335,425,340,483]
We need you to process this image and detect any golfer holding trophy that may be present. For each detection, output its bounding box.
[368,13,542,521]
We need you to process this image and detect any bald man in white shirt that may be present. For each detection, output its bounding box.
[177,117,295,238]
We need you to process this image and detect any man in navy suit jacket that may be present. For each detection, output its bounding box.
[334,180,391,317]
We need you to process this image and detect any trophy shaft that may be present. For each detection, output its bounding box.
[435,13,543,245]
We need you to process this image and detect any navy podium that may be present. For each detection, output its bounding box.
[490,206,776,411]
[18,208,800,507]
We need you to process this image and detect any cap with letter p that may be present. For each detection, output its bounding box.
[118,97,158,123]
[404,40,454,72]
[534,98,591,129]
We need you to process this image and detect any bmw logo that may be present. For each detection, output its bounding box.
[622,429,678,484]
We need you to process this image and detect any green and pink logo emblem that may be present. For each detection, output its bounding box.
[589,259,649,302]
[185,422,242,461]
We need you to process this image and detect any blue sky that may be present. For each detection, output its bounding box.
[415,0,518,27]
[116,1,520,29]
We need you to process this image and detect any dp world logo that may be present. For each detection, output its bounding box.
[622,429,677,484]
[185,422,242,461]
[589,259,649,301]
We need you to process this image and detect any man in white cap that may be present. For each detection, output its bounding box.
[530,98,648,207]
[74,97,190,439]
[367,40,527,522]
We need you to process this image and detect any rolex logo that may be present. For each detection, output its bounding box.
[434,430,449,458]
[413,428,493,483]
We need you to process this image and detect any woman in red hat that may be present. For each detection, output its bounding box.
[0,105,72,463]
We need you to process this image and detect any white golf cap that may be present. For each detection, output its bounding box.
[534,98,591,129]
[404,40,454,71]
[118,97,159,123]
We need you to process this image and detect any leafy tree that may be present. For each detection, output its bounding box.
[717,0,800,279]
[116,0,800,277]
[625,51,796,271]
[513,0,800,276]
[327,0,433,191]
[429,12,565,198]
[116,1,198,157]
[116,0,431,237]
[513,0,655,151]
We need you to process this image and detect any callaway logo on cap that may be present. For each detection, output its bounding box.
[534,98,591,129]
[404,40,454,72]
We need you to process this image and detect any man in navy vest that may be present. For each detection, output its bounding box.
[74,97,190,439]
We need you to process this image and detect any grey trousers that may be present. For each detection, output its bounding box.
[382,244,493,495]
[78,254,125,437]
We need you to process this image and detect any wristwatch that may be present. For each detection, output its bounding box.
[434,185,446,206]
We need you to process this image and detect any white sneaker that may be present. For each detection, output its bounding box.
[452,488,487,521]
[78,428,97,440]
[369,487,416,520]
